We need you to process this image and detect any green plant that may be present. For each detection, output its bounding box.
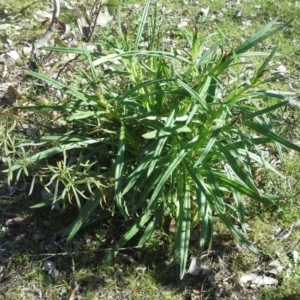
[5,1,300,279]
[0,225,10,238]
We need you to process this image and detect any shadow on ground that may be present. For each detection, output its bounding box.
[0,177,298,299]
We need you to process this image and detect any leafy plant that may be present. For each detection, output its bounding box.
[6,1,300,279]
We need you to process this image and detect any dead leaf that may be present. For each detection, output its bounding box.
[41,18,51,27]
[33,11,52,22]
[77,15,90,38]
[292,250,299,264]
[0,61,7,77]
[57,19,70,34]
[1,50,19,61]
[7,86,22,100]
[96,7,113,27]
[0,85,21,107]
[272,64,288,75]
[240,273,278,285]
[200,7,210,17]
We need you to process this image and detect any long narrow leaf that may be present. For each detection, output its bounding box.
[114,124,126,216]
[217,142,258,192]
[147,109,176,176]
[134,0,151,50]
[224,164,246,232]
[122,141,159,196]
[198,191,212,253]
[203,161,225,214]
[178,180,191,279]
[242,101,288,120]
[146,135,200,211]
[244,120,300,152]
[82,44,97,82]
[93,50,191,67]
[105,208,154,261]
[6,139,103,172]
[177,78,209,111]
[234,18,293,54]
[138,202,164,246]
[194,127,222,167]
[216,173,279,204]
[58,189,104,241]
[26,71,89,102]
[255,46,278,79]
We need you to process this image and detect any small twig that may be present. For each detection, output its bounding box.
[20,0,40,14]
[70,253,79,295]
[71,255,76,280]
[273,219,300,240]
[68,284,80,300]
[28,245,143,257]
[0,207,18,215]
[55,54,80,81]
[30,0,60,65]
[200,274,209,300]
[88,0,103,42]
[90,0,100,15]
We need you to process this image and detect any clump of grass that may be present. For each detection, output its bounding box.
[4,0,300,279]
